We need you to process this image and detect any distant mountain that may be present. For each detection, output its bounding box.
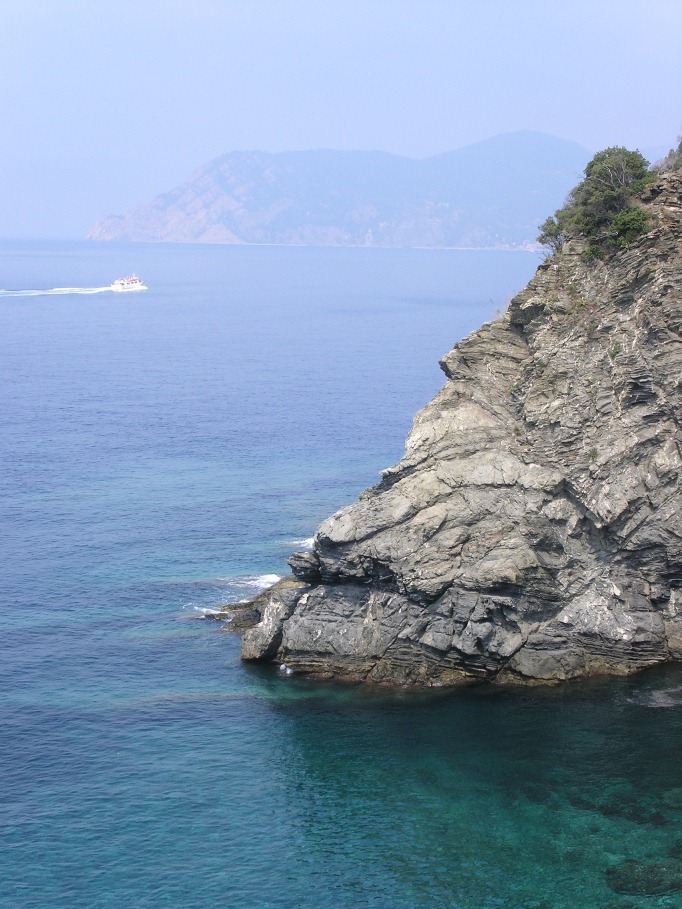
[89,132,590,248]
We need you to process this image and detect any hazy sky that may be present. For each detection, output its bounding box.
[2,0,681,238]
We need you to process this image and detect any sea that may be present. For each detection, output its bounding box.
[1,240,681,909]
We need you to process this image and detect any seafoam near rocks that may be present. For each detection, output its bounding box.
[240,172,682,685]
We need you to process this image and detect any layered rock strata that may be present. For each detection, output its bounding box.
[240,172,682,685]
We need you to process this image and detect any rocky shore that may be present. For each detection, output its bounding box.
[235,171,682,686]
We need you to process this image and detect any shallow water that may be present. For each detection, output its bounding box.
[1,241,681,909]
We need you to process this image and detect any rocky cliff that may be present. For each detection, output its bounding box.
[239,171,682,686]
[88,132,588,249]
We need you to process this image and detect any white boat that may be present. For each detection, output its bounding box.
[111,274,147,292]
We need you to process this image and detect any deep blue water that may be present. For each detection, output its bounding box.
[1,241,682,909]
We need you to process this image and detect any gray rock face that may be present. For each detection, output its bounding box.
[240,172,682,685]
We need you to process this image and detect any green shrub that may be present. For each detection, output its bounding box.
[538,146,653,254]
[611,207,651,247]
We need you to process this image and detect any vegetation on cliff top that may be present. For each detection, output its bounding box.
[538,146,654,256]
[655,132,682,174]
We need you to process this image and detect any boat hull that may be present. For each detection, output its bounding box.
[111,276,147,292]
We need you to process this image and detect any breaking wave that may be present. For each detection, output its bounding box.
[183,573,282,618]
[227,573,282,591]
[288,537,314,550]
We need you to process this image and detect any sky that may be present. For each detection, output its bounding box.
[2,0,681,238]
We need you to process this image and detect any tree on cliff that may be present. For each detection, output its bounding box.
[538,146,653,255]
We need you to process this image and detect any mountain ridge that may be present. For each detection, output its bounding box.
[89,131,590,248]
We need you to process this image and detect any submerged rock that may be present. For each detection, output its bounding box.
[605,858,682,895]
[240,171,682,686]
[662,787,682,810]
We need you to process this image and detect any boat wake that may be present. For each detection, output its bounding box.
[0,286,112,297]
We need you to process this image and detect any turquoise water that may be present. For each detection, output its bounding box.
[1,241,681,909]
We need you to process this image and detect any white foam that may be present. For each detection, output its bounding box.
[289,537,314,550]
[251,573,281,589]
[192,606,229,617]
[179,573,281,619]
[223,573,281,591]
